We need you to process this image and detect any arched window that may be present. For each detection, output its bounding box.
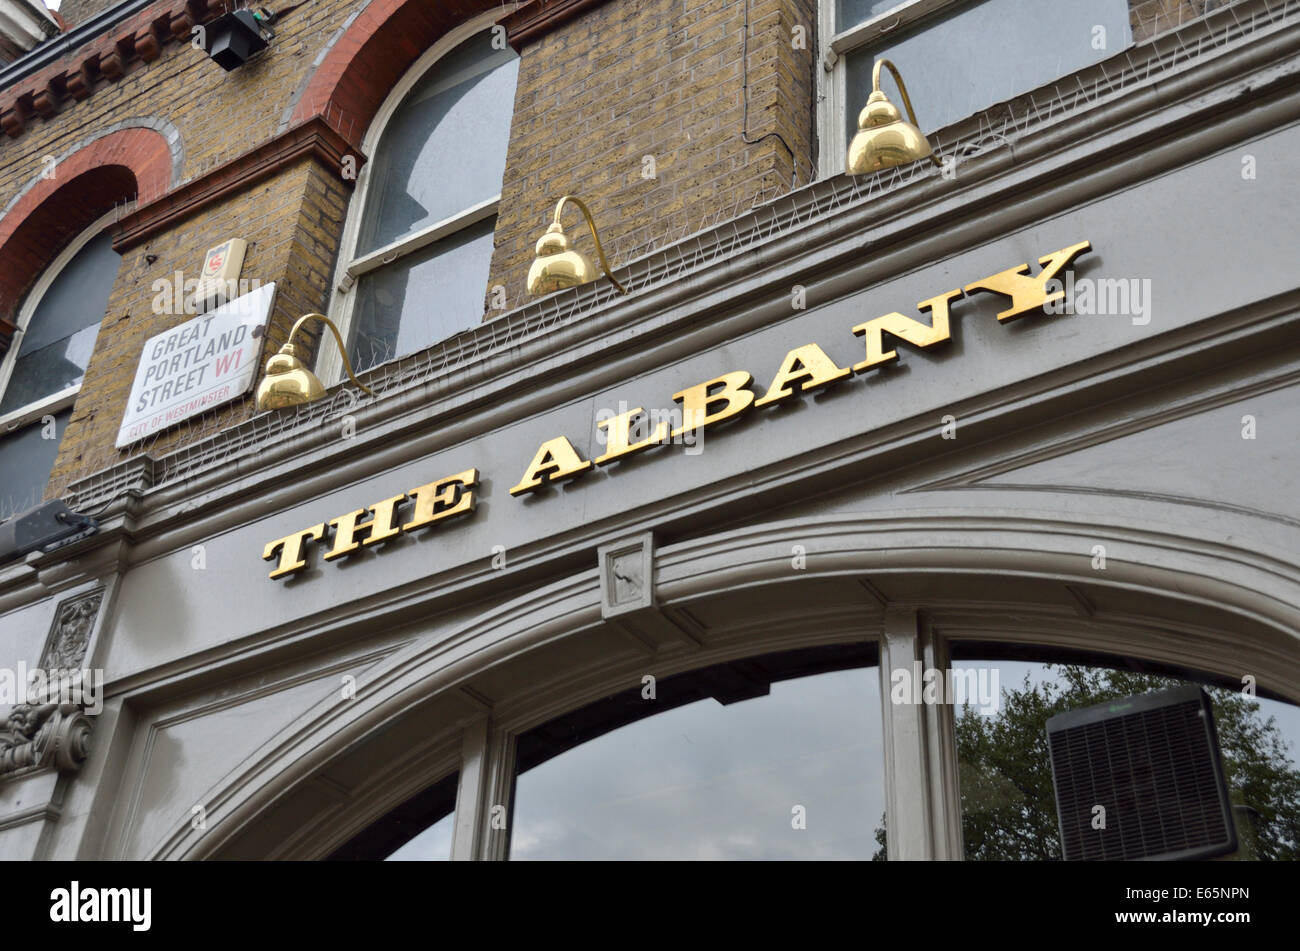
[0,216,118,518]
[327,19,519,376]
[508,643,886,860]
[336,642,887,860]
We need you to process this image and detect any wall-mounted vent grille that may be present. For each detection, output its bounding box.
[1047,686,1236,861]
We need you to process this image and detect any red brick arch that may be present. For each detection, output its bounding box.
[289,0,507,145]
[0,127,173,340]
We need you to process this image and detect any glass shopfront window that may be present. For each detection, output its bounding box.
[509,644,885,860]
[327,770,458,861]
[0,224,118,519]
[949,648,1300,860]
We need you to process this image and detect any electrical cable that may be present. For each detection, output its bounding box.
[741,0,802,186]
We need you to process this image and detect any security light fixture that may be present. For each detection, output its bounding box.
[846,59,943,176]
[527,196,627,297]
[255,313,373,411]
[0,499,98,566]
[203,8,273,72]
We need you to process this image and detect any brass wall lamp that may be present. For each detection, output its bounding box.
[847,59,943,176]
[255,313,373,411]
[527,195,627,297]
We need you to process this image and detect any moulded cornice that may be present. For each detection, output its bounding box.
[498,0,615,50]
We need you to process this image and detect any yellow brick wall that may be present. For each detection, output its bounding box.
[0,3,358,205]
[0,2,360,493]
[486,0,819,311]
[45,159,351,493]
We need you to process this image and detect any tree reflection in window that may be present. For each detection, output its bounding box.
[951,654,1300,861]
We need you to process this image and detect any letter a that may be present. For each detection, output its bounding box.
[509,437,592,496]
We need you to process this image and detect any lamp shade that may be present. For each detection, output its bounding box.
[255,345,326,410]
[527,223,600,295]
[847,90,934,175]
[845,59,941,177]
[526,196,626,297]
[254,314,372,411]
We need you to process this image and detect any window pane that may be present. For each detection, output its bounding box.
[0,325,97,416]
[951,655,1300,860]
[348,215,496,372]
[327,770,458,861]
[0,230,117,416]
[844,0,1133,143]
[357,35,518,255]
[837,0,907,31]
[0,408,69,517]
[386,812,454,861]
[510,646,885,860]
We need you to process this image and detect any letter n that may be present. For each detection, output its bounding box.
[852,288,963,372]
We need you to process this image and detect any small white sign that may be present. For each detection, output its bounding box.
[116,282,275,449]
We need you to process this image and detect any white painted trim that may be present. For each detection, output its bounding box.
[816,0,845,179]
[819,0,966,179]
[449,717,489,860]
[879,607,933,859]
[319,8,520,386]
[0,386,77,435]
[0,210,118,440]
[829,0,961,59]
[344,194,501,283]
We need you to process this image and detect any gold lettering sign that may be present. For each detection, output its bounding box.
[265,240,1091,579]
[263,469,477,579]
[506,239,1092,495]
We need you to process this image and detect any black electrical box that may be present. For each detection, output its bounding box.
[1047,685,1238,861]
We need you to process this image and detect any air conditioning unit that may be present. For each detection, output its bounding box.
[1047,685,1237,861]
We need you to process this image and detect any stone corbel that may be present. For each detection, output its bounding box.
[0,589,103,781]
[597,533,703,652]
[0,702,93,776]
[498,0,616,51]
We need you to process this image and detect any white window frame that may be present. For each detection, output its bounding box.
[0,210,117,440]
[817,0,967,180]
[318,7,521,385]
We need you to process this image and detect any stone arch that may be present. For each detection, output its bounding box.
[282,0,512,145]
[0,125,176,327]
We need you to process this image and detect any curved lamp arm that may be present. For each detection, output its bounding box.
[873,59,943,168]
[286,313,374,396]
[554,195,627,294]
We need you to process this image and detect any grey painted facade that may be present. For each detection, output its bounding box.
[2,2,1299,859]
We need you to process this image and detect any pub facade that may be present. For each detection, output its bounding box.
[0,0,1298,860]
